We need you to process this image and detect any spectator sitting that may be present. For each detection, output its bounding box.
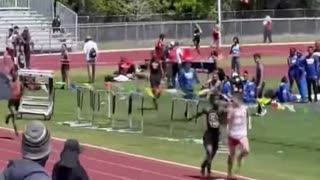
[275,76,297,103]
[230,72,243,93]
[199,72,221,98]
[0,121,51,180]
[52,139,89,180]
[221,76,232,98]
[52,15,61,33]
[113,57,136,82]
[242,78,256,104]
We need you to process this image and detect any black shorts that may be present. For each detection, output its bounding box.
[150,74,162,88]
[61,63,70,72]
[193,37,200,46]
[8,99,20,111]
[203,130,220,148]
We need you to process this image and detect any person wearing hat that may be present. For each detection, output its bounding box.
[178,60,200,100]
[52,139,89,180]
[83,36,98,83]
[0,121,51,180]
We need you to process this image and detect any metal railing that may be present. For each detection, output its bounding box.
[0,0,29,9]
[29,0,54,20]
[78,9,320,23]
[56,2,78,43]
[75,17,320,49]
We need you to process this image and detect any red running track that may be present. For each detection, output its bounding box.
[0,128,252,180]
[27,43,311,78]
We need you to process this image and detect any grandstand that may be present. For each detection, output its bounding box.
[0,0,77,53]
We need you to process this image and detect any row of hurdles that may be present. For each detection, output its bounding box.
[59,85,211,134]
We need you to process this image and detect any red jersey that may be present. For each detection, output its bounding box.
[265,22,272,31]
[155,39,164,60]
[212,29,220,41]
[168,47,177,62]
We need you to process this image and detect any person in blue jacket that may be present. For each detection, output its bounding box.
[178,61,200,99]
[304,46,318,102]
[242,78,256,104]
[295,49,308,102]
[221,76,232,97]
[287,48,298,91]
[276,76,297,103]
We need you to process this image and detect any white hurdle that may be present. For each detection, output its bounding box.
[17,69,55,120]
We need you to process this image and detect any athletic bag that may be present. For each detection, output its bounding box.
[89,48,96,59]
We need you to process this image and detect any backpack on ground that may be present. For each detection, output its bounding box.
[89,48,96,59]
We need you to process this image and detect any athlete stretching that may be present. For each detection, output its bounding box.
[227,95,250,178]
[188,94,229,178]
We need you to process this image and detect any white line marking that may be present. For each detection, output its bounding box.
[0,127,258,180]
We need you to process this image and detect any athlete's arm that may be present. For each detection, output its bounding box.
[196,23,202,34]
[246,108,252,130]
[187,108,208,121]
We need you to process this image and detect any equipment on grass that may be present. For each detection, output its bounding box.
[170,98,200,121]
[17,69,55,120]
[61,88,144,133]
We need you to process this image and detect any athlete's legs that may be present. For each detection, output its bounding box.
[227,137,238,177]
[236,137,250,172]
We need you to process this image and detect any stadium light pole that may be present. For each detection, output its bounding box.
[217,0,222,47]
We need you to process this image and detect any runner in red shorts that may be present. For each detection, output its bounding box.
[226,95,250,178]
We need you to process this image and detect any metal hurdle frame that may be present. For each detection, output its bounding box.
[62,87,94,127]
[90,89,112,127]
[109,92,144,133]
[170,98,201,135]
[170,98,201,121]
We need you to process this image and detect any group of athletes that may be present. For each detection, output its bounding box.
[1,26,37,136]
[149,24,252,179]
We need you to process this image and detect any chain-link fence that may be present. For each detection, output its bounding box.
[78,9,320,24]
[75,18,320,49]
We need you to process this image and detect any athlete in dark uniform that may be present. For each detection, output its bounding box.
[149,53,164,110]
[188,94,227,177]
[193,24,202,54]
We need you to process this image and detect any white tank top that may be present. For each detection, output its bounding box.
[228,105,247,139]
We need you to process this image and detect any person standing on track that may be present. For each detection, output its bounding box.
[187,94,228,178]
[304,46,318,102]
[83,36,98,83]
[287,48,298,91]
[5,69,23,136]
[21,27,33,69]
[155,33,165,60]
[149,52,164,110]
[60,43,70,90]
[230,37,240,75]
[6,28,14,62]
[227,95,250,178]
[193,23,202,55]
[212,24,220,52]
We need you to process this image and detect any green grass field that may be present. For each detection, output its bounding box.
[0,57,319,180]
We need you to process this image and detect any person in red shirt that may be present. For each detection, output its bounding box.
[155,33,165,60]
[212,24,220,51]
[5,69,23,136]
[263,15,272,43]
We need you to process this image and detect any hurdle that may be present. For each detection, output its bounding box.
[62,87,94,127]
[170,98,201,121]
[109,92,144,133]
[17,69,55,120]
[90,89,112,127]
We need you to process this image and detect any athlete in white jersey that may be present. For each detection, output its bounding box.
[226,95,250,178]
